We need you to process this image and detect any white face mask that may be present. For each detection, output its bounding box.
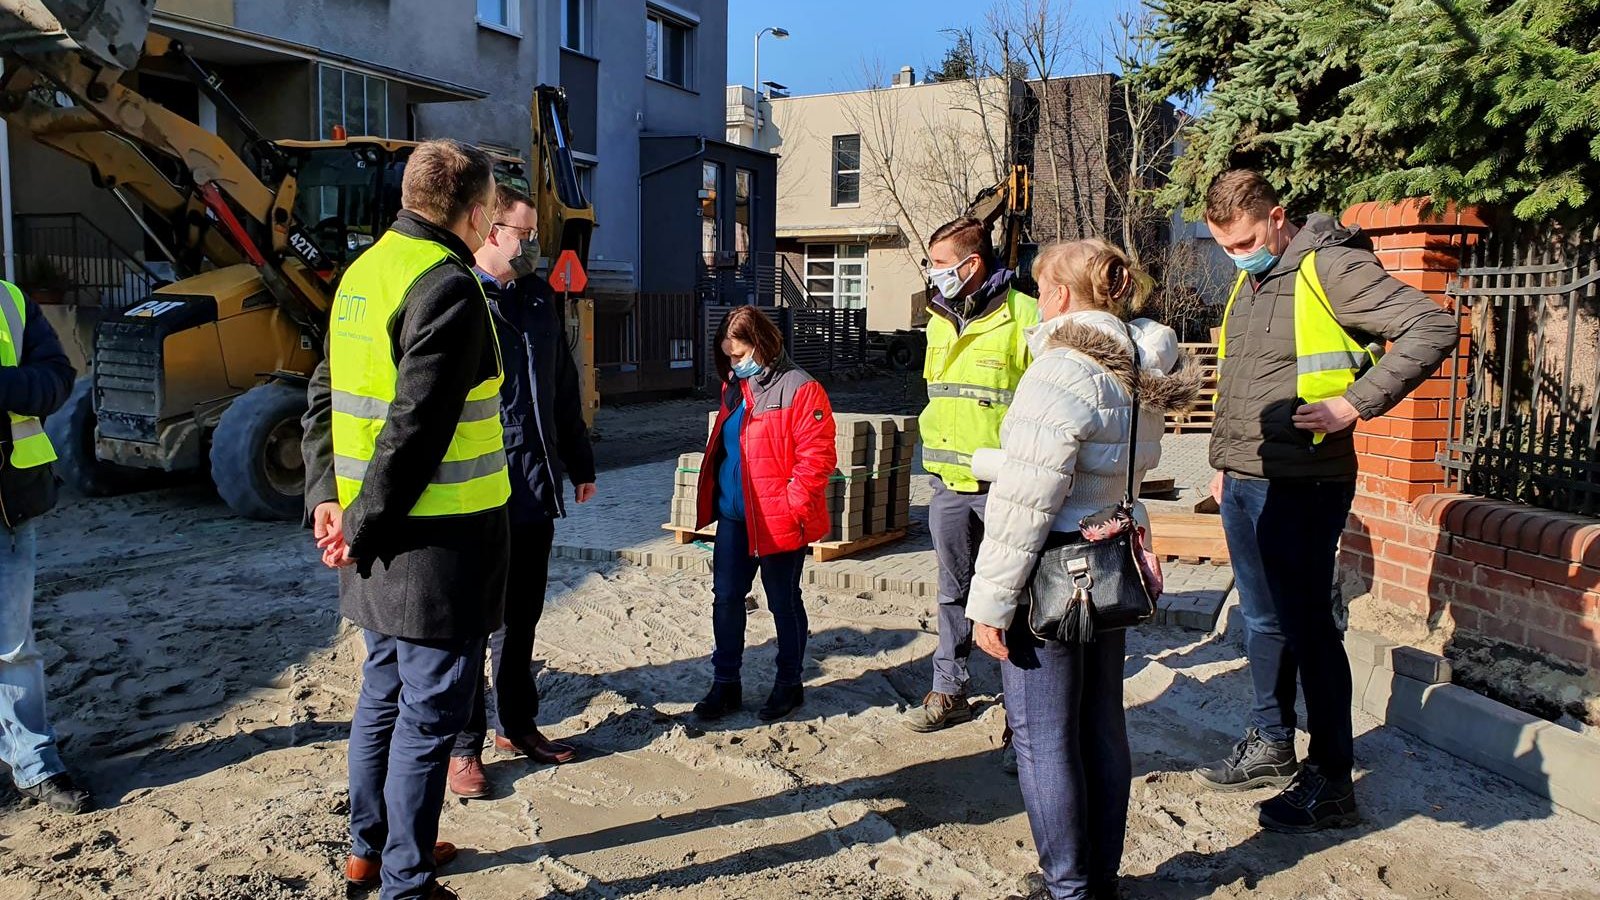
[926,255,976,300]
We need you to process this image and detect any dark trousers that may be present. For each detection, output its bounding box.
[929,476,988,696]
[349,629,483,900]
[711,518,808,687]
[454,518,556,756]
[1221,474,1357,780]
[1004,621,1130,899]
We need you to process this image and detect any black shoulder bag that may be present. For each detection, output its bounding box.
[1025,325,1161,643]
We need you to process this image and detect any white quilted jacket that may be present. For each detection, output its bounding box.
[965,310,1202,630]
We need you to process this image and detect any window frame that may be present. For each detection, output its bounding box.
[476,0,522,36]
[562,0,593,53]
[645,6,696,90]
[318,65,390,140]
[831,134,861,207]
[804,243,869,308]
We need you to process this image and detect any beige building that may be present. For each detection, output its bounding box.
[753,68,1021,333]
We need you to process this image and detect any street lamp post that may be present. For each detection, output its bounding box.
[753,26,789,146]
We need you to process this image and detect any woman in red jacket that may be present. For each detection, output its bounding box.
[694,306,836,722]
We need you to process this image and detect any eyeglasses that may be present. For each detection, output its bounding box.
[493,223,536,240]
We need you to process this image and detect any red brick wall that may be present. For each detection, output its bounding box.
[1338,201,1600,671]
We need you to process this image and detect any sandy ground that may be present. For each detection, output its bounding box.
[4,376,1600,899]
[3,479,1600,900]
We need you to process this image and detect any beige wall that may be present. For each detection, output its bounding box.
[767,77,1015,332]
[156,0,234,25]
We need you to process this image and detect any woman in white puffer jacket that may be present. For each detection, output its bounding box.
[968,239,1200,900]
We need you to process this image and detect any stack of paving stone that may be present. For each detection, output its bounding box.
[669,452,703,529]
[677,412,915,548]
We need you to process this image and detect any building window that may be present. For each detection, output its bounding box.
[575,162,594,206]
[646,7,694,88]
[563,0,592,53]
[805,244,868,308]
[319,65,389,140]
[477,0,521,34]
[700,161,721,258]
[831,134,860,207]
[734,169,753,254]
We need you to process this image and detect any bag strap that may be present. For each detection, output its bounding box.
[1121,322,1141,508]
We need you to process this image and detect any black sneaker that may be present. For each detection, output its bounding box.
[757,684,804,721]
[1258,766,1361,833]
[693,681,742,721]
[1192,727,1299,792]
[17,773,92,815]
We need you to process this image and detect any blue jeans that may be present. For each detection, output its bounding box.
[711,519,808,687]
[0,521,65,790]
[1221,474,1356,780]
[349,630,483,900]
[1003,621,1130,899]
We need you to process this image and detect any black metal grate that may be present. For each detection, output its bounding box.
[1441,226,1600,516]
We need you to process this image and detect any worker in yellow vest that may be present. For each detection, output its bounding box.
[0,280,86,815]
[903,215,1038,735]
[302,139,510,900]
[1194,170,1455,834]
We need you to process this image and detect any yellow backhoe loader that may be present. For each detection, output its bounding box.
[0,0,596,519]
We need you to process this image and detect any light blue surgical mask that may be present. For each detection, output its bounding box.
[1228,244,1279,275]
[732,356,763,379]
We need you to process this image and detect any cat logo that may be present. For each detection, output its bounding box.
[125,300,183,318]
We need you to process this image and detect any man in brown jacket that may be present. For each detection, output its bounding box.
[1193,170,1456,833]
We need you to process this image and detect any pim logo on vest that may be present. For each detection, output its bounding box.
[336,291,369,325]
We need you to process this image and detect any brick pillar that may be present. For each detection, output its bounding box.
[1337,200,1490,615]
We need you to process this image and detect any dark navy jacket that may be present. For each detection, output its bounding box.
[477,269,595,524]
[4,294,75,528]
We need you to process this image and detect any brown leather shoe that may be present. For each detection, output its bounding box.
[493,728,577,765]
[344,842,459,886]
[447,755,489,798]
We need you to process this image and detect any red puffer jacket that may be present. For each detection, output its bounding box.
[696,358,836,555]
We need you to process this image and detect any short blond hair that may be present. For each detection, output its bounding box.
[401,139,494,226]
[1031,238,1151,319]
[1204,169,1280,226]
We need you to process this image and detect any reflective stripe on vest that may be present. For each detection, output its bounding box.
[1217,251,1378,444]
[0,281,58,469]
[918,287,1039,491]
[328,230,511,516]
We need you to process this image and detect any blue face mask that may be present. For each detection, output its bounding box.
[1228,244,1279,275]
[732,357,763,379]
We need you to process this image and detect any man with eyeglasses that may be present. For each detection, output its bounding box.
[446,183,597,799]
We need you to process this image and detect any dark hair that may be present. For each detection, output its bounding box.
[928,215,995,266]
[401,139,495,227]
[494,183,535,218]
[713,306,785,382]
[1204,169,1281,226]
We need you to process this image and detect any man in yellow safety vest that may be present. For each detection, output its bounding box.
[903,215,1038,735]
[302,139,510,900]
[1194,169,1456,833]
[0,280,86,815]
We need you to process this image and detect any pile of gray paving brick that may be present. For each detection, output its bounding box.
[667,413,917,545]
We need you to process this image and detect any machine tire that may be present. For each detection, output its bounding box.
[44,377,145,496]
[210,381,307,521]
[886,332,925,372]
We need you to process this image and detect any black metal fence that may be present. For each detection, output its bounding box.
[13,213,163,311]
[593,293,699,397]
[696,251,813,308]
[1441,225,1600,516]
[702,303,867,386]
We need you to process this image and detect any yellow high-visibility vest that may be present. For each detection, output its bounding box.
[0,281,59,469]
[1218,251,1379,444]
[919,287,1039,491]
[329,230,510,516]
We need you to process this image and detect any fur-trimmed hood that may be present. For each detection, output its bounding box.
[1026,311,1204,414]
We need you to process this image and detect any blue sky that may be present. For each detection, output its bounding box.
[727,0,1136,97]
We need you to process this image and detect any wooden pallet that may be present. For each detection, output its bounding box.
[1166,343,1220,434]
[1149,511,1230,565]
[662,523,909,562]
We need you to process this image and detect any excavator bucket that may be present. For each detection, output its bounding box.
[0,0,153,70]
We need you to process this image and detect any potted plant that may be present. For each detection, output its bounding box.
[18,254,70,304]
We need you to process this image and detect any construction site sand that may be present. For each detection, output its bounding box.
[3,484,1600,899]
